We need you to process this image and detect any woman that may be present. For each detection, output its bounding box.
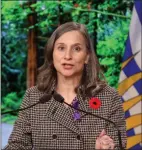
[4,22,126,150]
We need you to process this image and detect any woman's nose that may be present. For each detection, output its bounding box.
[64,49,72,60]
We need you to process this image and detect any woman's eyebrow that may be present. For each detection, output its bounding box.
[56,43,65,45]
[56,43,82,46]
[55,43,84,49]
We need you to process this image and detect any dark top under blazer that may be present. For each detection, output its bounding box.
[4,85,127,150]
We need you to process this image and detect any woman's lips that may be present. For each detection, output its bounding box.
[62,64,74,69]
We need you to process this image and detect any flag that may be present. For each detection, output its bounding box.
[118,0,142,149]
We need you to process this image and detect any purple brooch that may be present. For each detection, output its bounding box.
[72,97,81,120]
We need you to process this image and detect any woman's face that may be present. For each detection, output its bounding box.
[53,30,89,78]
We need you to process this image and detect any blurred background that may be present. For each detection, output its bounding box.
[1,0,134,148]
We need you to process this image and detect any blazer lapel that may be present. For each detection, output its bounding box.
[45,97,80,135]
[77,93,90,118]
[77,91,109,122]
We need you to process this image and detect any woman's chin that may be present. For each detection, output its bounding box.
[59,71,76,78]
[57,69,82,78]
[62,73,74,78]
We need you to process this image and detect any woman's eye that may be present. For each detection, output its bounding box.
[74,46,81,51]
[58,46,64,51]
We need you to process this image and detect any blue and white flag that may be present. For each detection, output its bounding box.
[118,0,142,149]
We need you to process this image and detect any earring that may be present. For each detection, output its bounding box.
[84,63,89,76]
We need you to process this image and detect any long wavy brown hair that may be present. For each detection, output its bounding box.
[37,22,106,96]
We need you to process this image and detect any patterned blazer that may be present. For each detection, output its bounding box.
[4,85,126,150]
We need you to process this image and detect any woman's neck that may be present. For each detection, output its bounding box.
[56,76,81,104]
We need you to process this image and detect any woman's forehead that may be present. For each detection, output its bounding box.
[55,31,86,45]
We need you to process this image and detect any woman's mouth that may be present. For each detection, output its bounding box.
[62,64,74,69]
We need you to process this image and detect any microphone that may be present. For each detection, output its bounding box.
[52,92,124,150]
[2,94,52,115]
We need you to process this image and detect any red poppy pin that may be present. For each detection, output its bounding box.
[89,97,101,109]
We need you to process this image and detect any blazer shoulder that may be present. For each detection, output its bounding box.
[26,86,44,95]
[100,84,120,96]
[23,86,45,105]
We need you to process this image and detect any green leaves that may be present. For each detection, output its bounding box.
[1,92,23,124]
[97,17,130,87]
[2,92,22,109]
[100,57,115,66]
[1,1,28,107]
